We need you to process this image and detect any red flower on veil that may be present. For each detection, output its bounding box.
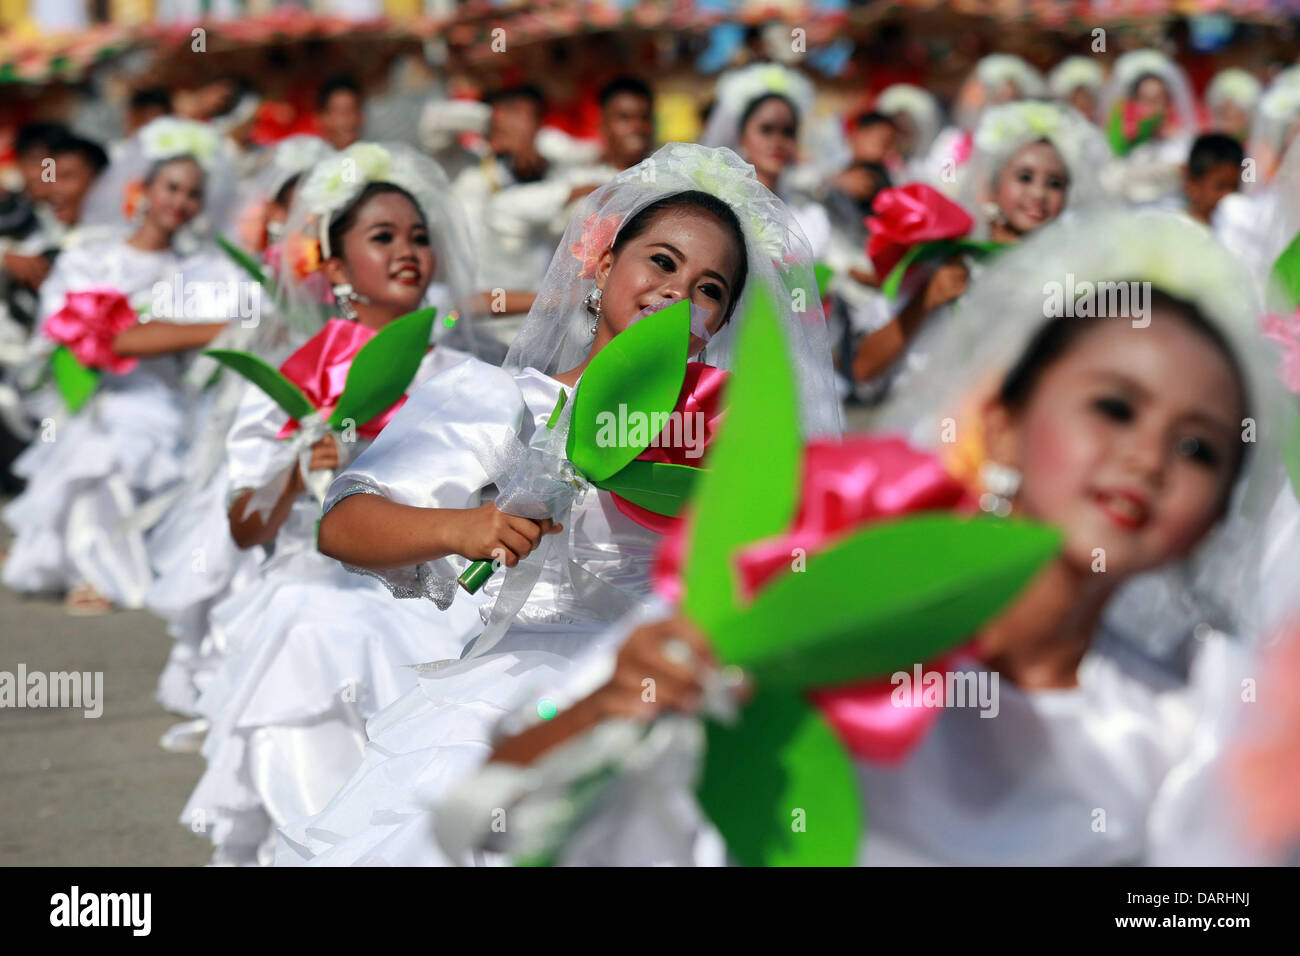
[570,212,623,279]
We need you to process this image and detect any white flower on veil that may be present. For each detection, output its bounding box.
[138,118,220,167]
[663,145,786,260]
[299,143,395,219]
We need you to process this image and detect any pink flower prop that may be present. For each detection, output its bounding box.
[570,212,623,279]
[1261,310,1300,394]
[865,182,975,279]
[44,289,140,375]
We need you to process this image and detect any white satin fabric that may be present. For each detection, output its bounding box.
[2,240,242,607]
[275,357,665,865]
[182,344,486,864]
[430,600,1269,867]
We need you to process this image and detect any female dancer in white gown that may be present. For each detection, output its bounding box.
[275,143,841,865]
[149,134,337,722]
[435,209,1296,866]
[700,63,831,262]
[853,100,1110,403]
[181,143,487,864]
[2,118,242,613]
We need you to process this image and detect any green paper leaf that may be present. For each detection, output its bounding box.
[50,346,99,414]
[1270,230,1300,312]
[215,232,271,289]
[813,262,835,297]
[712,513,1061,688]
[880,239,1004,301]
[1107,102,1128,157]
[328,306,437,431]
[205,348,315,421]
[880,239,955,300]
[567,301,690,482]
[698,690,860,867]
[593,460,703,517]
[680,286,802,633]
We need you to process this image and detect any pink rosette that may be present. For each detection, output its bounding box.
[275,318,406,440]
[865,183,974,280]
[652,434,981,764]
[44,289,140,375]
[1261,309,1300,394]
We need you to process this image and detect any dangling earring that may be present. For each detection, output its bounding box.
[978,460,1021,517]
[333,282,359,321]
[582,286,602,336]
[982,201,1004,226]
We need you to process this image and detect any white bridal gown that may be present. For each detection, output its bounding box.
[182,342,488,865]
[275,356,664,865]
[428,597,1267,867]
[2,239,241,607]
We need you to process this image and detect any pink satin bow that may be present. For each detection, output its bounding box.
[610,362,728,534]
[275,318,407,439]
[1261,310,1300,394]
[43,288,140,375]
[652,434,979,764]
[866,182,974,279]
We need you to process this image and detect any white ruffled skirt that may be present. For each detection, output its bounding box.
[275,623,605,866]
[182,538,488,864]
[2,376,186,607]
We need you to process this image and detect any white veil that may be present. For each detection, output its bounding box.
[953,54,1048,131]
[1048,56,1106,102]
[1247,67,1300,186]
[503,143,842,438]
[274,141,478,353]
[1099,49,1199,135]
[876,83,943,161]
[956,100,1114,236]
[79,117,238,249]
[699,62,817,155]
[877,208,1296,659]
[230,134,335,251]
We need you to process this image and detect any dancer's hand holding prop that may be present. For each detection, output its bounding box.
[457,299,705,594]
[205,305,437,517]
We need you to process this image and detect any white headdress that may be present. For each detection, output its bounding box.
[954,54,1048,130]
[957,100,1113,235]
[879,208,1296,659]
[700,62,816,154]
[276,141,477,350]
[79,117,238,242]
[1247,67,1300,182]
[1206,68,1263,114]
[1048,56,1106,100]
[875,83,943,159]
[504,143,842,438]
[1099,49,1199,134]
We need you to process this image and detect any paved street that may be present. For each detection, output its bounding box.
[0,518,210,866]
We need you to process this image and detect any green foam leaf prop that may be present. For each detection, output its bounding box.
[50,345,99,414]
[567,301,691,481]
[460,302,695,592]
[713,514,1061,688]
[204,349,315,422]
[215,232,271,289]
[813,262,835,297]
[680,286,801,635]
[697,689,860,867]
[880,238,1005,300]
[1107,102,1162,157]
[328,306,437,430]
[1270,230,1300,312]
[1284,422,1300,500]
[592,459,702,517]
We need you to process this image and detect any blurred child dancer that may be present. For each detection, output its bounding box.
[438,209,1292,866]
[2,118,242,614]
